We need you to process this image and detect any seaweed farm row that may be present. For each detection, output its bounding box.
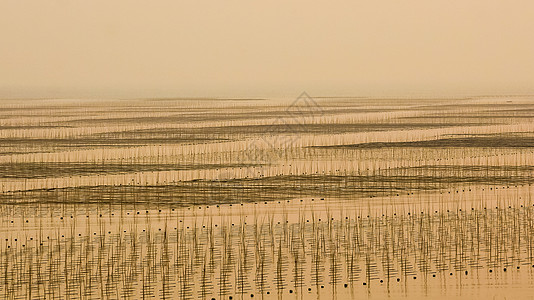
[1,182,534,299]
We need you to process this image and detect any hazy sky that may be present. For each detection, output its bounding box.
[1,1,533,99]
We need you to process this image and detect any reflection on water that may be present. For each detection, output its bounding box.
[2,183,534,299]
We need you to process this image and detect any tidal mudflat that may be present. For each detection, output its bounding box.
[2,97,534,299]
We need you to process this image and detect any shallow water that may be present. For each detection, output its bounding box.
[1,97,534,299]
